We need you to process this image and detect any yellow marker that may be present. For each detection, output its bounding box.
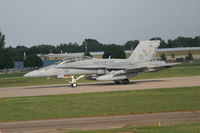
[64,76,72,79]
[157,121,161,127]
[0,92,3,98]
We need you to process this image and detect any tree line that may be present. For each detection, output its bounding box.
[5,36,200,62]
[0,32,14,69]
[1,30,200,69]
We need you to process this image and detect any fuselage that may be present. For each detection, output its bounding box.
[24,58,127,77]
[24,57,166,78]
[24,40,177,87]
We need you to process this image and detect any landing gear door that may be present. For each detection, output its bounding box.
[96,69,106,75]
[57,74,64,78]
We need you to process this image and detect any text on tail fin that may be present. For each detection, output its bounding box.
[128,40,160,63]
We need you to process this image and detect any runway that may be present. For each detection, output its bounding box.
[0,76,200,133]
[0,110,200,133]
[0,76,200,98]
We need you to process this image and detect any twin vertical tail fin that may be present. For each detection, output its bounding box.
[128,40,160,63]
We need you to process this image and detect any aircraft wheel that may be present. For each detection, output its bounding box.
[122,79,129,84]
[71,83,77,87]
[114,81,121,84]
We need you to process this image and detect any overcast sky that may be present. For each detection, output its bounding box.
[1,0,200,47]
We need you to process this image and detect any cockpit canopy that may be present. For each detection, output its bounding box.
[56,56,92,65]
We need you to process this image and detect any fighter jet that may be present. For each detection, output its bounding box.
[24,40,178,87]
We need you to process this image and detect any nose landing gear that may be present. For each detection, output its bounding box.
[114,79,130,85]
[66,75,85,88]
[71,83,77,87]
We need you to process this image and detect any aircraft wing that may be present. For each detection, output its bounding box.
[58,65,147,72]
[150,62,180,69]
[145,62,180,72]
[106,66,147,72]
[107,62,179,72]
[57,66,106,69]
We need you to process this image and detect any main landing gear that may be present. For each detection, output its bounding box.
[114,79,130,85]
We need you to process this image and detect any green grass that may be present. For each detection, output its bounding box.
[0,86,200,121]
[131,66,200,80]
[156,50,200,56]
[176,60,200,67]
[0,72,26,78]
[0,77,67,87]
[0,76,100,88]
[0,66,200,88]
[68,123,200,133]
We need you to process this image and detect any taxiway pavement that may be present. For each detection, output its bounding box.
[0,76,200,98]
[0,111,200,133]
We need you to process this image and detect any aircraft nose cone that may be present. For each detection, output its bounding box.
[24,70,40,77]
[24,73,30,77]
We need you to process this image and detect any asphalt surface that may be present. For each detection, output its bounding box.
[0,111,200,133]
[0,76,200,98]
[0,76,200,133]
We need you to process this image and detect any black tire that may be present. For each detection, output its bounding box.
[71,83,77,87]
[114,81,121,84]
[122,79,129,84]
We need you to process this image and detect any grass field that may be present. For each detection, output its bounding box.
[0,72,26,78]
[156,49,200,56]
[0,86,200,121]
[131,66,200,80]
[68,123,200,133]
[0,65,200,88]
[176,59,200,67]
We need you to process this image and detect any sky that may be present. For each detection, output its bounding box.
[1,0,200,47]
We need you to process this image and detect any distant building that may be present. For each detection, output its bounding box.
[12,47,200,70]
[156,47,200,61]
[37,52,105,60]
[37,47,200,61]
[14,61,24,69]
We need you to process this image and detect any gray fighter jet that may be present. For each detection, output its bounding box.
[24,40,178,87]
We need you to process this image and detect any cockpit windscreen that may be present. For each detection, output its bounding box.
[56,56,92,65]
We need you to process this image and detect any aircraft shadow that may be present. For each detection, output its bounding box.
[23,79,167,89]
[22,85,67,89]
[79,79,167,87]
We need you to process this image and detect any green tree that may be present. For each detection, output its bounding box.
[84,51,92,57]
[167,36,200,48]
[171,53,175,59]
[185,51,193,61]
[0,52,14,69]
[80,39,104,52]
[57,42,80,53]
[160,53,167,61]
[150,37,167,48]
[5,46,28,61]
[0,31,6,52]
[0,31,14,69]
[124,40,139,50]
[28,44,58,55]
[103,44,126,59]
[24,55,43,67]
